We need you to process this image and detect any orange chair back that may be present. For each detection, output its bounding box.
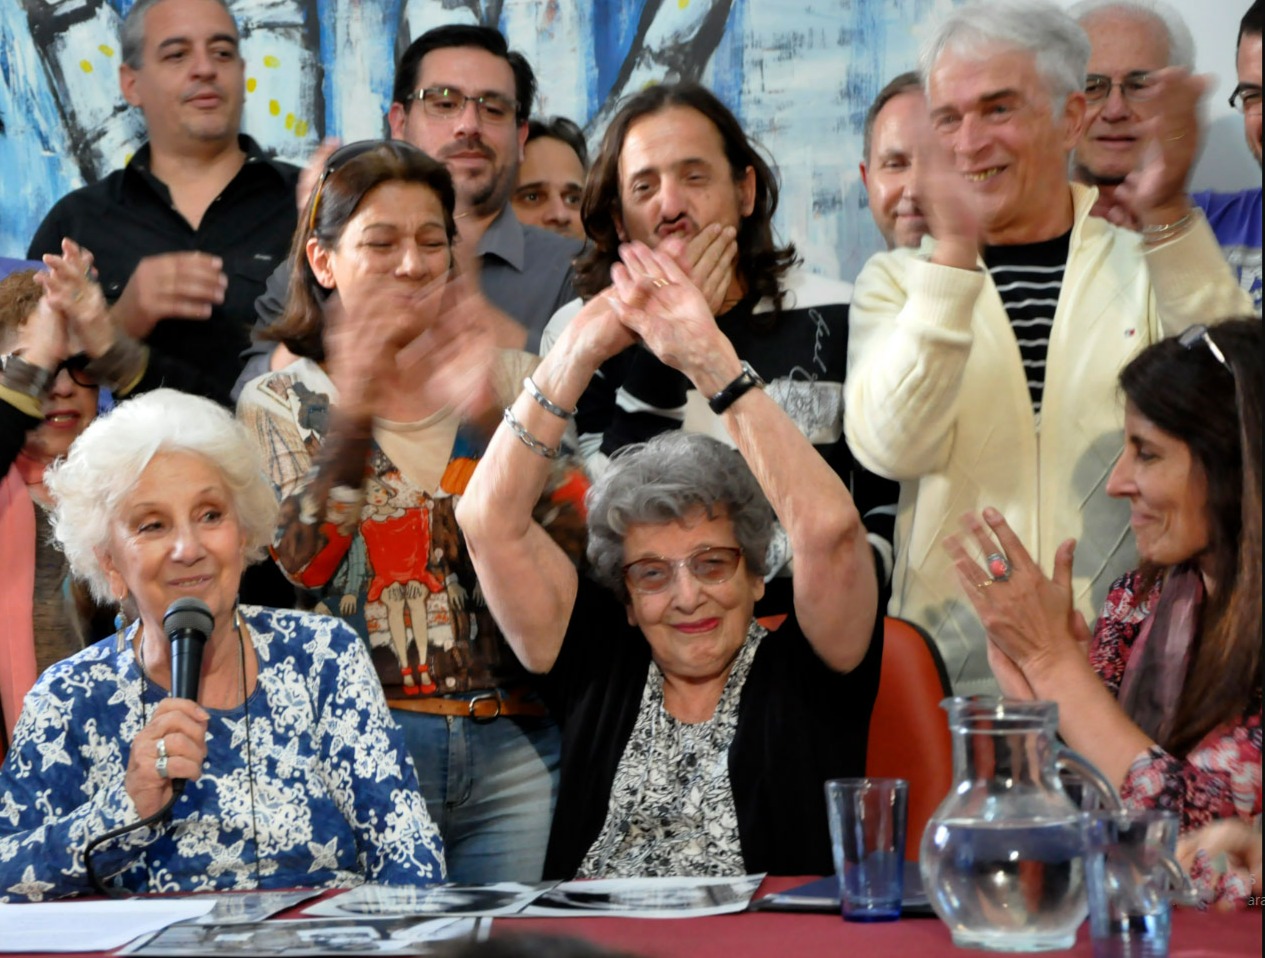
[866,616,954,860]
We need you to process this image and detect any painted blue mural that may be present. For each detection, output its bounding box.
[0,0,954,281]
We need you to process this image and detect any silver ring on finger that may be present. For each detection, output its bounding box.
[156,736,168,761]
[156,755,170,779]
[985,552,1011,582]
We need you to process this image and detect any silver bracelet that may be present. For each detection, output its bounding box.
[502,406,562,459]
[1140,209,1196,243]
[522,376,576,420]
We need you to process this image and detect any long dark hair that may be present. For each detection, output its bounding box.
[573,83,797,313]
[267,141,457,361]
[1118,318,1262,756]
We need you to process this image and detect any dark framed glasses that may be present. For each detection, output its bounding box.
[1228,83,1263,116]
[307,139,392,233]
[1178,323,1232,375]
[622,546,744,595]
[2,352,96,388]
[1084,72,1157,104]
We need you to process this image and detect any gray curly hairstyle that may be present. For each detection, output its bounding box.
[920,0,1092,107]
[44,389,279,603]
[585,432,774,601]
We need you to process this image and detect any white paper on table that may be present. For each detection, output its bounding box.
[517,874,767,918]
[0,897,217,952]
[301,882,557,919]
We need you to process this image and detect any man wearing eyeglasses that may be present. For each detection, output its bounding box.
[844,0,1253,697]
[26,0,299,409]
[1069,0,1194,222]
[232,25,578,401]
[1191,1,1262,313]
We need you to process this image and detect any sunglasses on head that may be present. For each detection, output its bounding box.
[307,139,394,233]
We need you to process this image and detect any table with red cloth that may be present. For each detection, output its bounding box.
[491,876,1262,958]
[1,876,1259,957]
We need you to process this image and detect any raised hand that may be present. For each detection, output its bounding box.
[943,507,1083,687]
[111,251,228,339]
[1109,68,1208,230]
[36,238,112,358]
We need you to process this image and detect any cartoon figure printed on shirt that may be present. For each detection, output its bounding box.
[358,470,449,695]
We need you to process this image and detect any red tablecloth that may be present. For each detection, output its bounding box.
[492,877,1264,958]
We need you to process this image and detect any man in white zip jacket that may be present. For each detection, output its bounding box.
[844,0,1253,695]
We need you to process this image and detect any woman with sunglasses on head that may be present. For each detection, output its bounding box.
[456,240,882,879]
[945,318,1262,907]
[237,140,589,883]
[0,247,113,749]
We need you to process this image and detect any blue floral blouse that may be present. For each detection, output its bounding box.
[0,606,444,901]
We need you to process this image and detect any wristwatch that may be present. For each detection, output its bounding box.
[708,361,765,414]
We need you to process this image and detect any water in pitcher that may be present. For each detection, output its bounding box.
[923,817,1087,951]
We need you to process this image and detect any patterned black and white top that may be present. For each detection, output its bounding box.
[983,231,1071,419]
[576,623,765,878]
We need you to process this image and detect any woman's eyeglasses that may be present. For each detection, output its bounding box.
[307,139,391,233]
[622,546,744,595]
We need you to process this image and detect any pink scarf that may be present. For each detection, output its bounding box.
[1117,564,1203,746]
[0,461,38,742]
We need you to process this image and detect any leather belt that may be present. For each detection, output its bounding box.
[390,687,548,722]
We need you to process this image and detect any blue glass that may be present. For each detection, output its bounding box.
[825,778,908,923]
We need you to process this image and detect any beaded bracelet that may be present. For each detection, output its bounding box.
[523,375,576,419]
[503,406,562,459]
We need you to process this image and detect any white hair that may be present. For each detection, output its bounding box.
[920,0,1092,106]
[1068,0,1195,69]
[44,389,279,603]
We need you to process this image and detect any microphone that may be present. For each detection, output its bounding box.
[163,598,214,796]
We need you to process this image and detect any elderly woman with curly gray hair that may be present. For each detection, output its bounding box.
[456,239,883,879]
[0,388,443,901]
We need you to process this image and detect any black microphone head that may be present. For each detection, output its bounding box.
[163,597,214,639]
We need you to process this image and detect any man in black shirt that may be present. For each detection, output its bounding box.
[27,0,298,408]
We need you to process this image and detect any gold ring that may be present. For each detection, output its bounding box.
[976,580,994,589]
[1164,131,1187,141]
[651,278,670,289]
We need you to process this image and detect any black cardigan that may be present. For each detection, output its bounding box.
[540,577,883,879]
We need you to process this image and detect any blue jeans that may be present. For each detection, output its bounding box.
[392,705,561,883]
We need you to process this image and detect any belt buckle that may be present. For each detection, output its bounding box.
[467,691,501,723]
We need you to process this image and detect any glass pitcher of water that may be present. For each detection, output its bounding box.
[920,697,1123,952]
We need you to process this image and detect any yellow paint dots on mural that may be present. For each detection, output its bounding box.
[295,120,310,138]
[246,77,257,93]
[269,99,280,116]
[263,55,280,68]
[98,44,114,57]
[80,60,93,73]
[285,113,295,130]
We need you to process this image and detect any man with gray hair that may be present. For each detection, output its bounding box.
[27,0,298,407]
[1069,1,1196,221]
[844,0,1251,694]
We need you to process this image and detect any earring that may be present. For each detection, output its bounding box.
[113,594,128,632]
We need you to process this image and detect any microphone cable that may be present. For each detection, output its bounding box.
[83,790,179,897]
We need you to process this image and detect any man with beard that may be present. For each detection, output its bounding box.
[234,25,579,398]
[1191,1,1262,312]
[27,0,299,408]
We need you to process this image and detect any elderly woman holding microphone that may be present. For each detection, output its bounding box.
[456,240,882,878]
[0,388,443,900]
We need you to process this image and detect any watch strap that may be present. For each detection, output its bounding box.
[707,361,764,415]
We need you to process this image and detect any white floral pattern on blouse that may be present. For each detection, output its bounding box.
[0,606,444,901]
[577,621,766,878]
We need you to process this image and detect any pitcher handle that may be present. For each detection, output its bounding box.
[1055,747,1124,812]
[1153,848,1202,907]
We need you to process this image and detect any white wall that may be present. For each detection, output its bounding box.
[1056,0,1260,191]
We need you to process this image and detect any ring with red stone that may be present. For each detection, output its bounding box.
[986,552,1011,582]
